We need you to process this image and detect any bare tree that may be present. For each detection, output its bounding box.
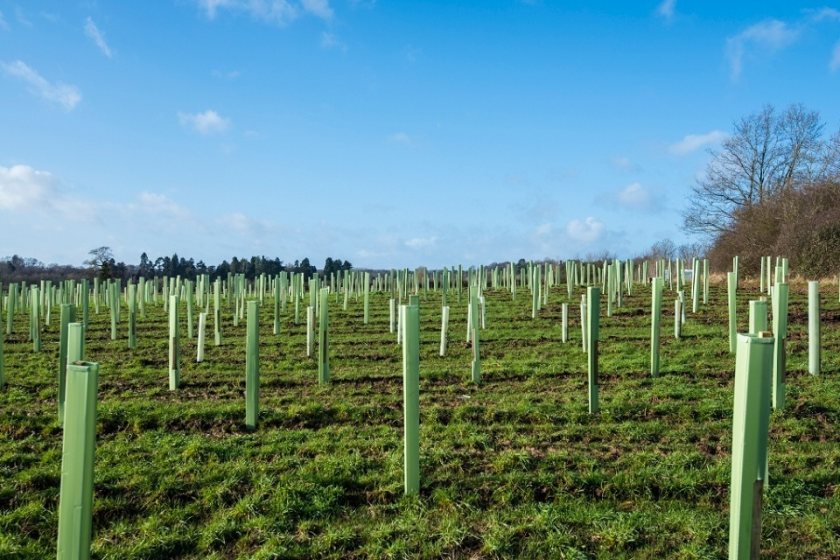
[84,246,113,275]
[684,104,829,236]
[648,239,676,260]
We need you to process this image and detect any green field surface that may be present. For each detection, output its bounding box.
[1,280,838,559]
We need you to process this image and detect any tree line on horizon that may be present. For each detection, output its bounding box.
[0,249,354,283]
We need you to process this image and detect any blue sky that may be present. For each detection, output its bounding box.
[1,1,839,269]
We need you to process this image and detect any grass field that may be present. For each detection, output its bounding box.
[1,279,839,559]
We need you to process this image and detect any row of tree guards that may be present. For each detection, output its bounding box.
[0,255,829,560]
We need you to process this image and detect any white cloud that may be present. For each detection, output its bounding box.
[178,110,231,134]
[616,182,651,208]
[1,60,81,110]
[301,0,333,20]
[566,217,604,244]
[84,17,113,58]
[0,10,9,30]
[535,223,552,237]
[195,0,331,25]
[669,130,727,155]
[656,0,675,21]
[611,156,641,172]
[136,192,189,217]
[389,131,412,145]
[211,69,240,79]
[809,7,840,22]
[404,236,437,249]
[0,164,57,211]
[726,19,799,80]
[0,164,97,222]
[320,31,346,51]
[831,40,840,72]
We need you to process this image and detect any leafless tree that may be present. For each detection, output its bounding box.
[684,104,829,236]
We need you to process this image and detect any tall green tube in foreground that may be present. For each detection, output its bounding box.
[56,361,99,560]
[58,304,76,423]
[318,288,330,384]
[586,287,600,413]
[650,278,663,376]
[728,333,773,560]
[402,296,420,495]
[771,283,788,410]
[169,295,180,390]
[246,300,260,430]
[808,281,820,375]
[727,272,737,354]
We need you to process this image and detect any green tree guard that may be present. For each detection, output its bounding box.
[586,287,600,413]
[650,278,663,376]
[728,333,773,560]
[273,277,281,335]
[31,287,41,352]
[5,283,15,336]
[470,288,481,383]
[402,296,420,495]
[58,304,76,422]
[728,272,737,354]
[389,298,396,333]
[748,300,768,334]
[169,295,180,390]
[771,283,788,410]
[439,305,449,356]
[561,302,568,343]
[674,298,681,339]
[81,279,89,328]
[245,300,260,430]
[318,288,330,384]
[214,279,222,346]
[363,272,370,324]
[127,284,137,350]
[306,306,314,358]
[56,361,99,560]
[808,281,820,375]
[186,281,194,339]
[580,294,587,353]
[197,312,207,363]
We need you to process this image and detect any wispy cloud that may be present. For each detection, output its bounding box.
[301,0,333,20]
[196,0,333,25]
[0,10,9,30]
[389,131,412,145]
[0,164,57,211]
[616,182,652,208]
[178,110,231,134]
[84,17,113,58]
[0,164,97,222]
[726,19,799,80]
[320,31,346,51]
[831,40,840,72]
[808,7,840,22]
[566,217,604,244]
[404,236,437,249]
[611,156,641,172]
[656,0,676,21]
[211,69,240,79]
[669,130,727,155]
[1,60,81,110]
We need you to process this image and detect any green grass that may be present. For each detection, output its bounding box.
[1,280,839,559]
